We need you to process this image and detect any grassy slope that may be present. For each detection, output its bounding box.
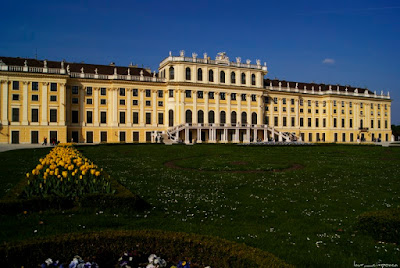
[1,144,400,267]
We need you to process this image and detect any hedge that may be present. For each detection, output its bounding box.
[357,207,400,243]
[0,169,149,214]
[0,230,293,268]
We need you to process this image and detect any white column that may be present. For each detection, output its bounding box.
[94,88,99,126]
[112,88,118,126]
[192,90,197,123]
[41,82,48,125]
[278,98,282,127]
[139,89,144,125]
[234,128,239,142]
[215,92,220,124]
[295,99,299,127]
[264,129,268,141]
[80,86,85,125]
[204,91,209,124]
[152,90,157,126]
[127,88,131,126]
[1,81,9,124]
[245,128,250,142]
[223,129,227,142]
[184,128,189,144]
[180,90,184,124]
[22,81,28,125]
[197,128,202,143]
[59,83,66,125]
[253,129,257,141]
[107,88,113,125]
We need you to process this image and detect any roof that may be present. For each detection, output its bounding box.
[0,56,154,77]
[264,79,373,95]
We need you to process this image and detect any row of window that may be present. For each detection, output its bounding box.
[71,87,163,98]
[166,67,257,85]
[11,108,57,122]
[11,81,57,91]
[183,110,258,125]
[71,111,161,125]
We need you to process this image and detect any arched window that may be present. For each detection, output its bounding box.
[231,111,237,124]
[185,110,192,124]
[251,74,256,85]
[220,71,225,83]
[241,112,247,124]
[209,110,215,124]
[169,110,174,127]
[241,73,246,84]
[186,67,191,80]
[220,111,226,124]
[198,110,204,123]
[231,72,236,83]
[252,112,257,125]
[169,66,174,80]
[209,70,214,82]
[197,68,203,81]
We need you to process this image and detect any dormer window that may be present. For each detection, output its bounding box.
[251,74,256,85]
[220,71,225,83]
[231,72,236,83]
[209,70,214,82]
[169,66,175,80]
[197,68,203,81]
[186,67,191,80]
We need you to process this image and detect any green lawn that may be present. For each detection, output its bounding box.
[1,144,400,267]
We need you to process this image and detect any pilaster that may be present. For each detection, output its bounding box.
[41,82,48,125]
[22,81,29,125]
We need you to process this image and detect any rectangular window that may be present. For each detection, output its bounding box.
[87,111,93,124]
[309,133,312,142]
[133,112,139,124]
[100,111,107,124]
[145,100,151,106]
[349,102,352,108]
[120,111,126,124]
[146,132,151,142]
[308,100,311,106]
[158,113,164,125]
[31,131,39,144]
[300,108,303,113]
[342,101,345,107]
[333,100,337,107]
[334,133,338,142]
[251,94,256,102]
[13,81,19,90]
[185,90,191,98]
[132,89,138,96]
[241,94,246,101]
[209,92,214,99]
[323,118,326,128]
[50,95,57,102]
[274,116,278,126]
[360,103,363,108]
[198,91,203,99]
[342,133,346,142]
[133,132,139,142]
[32,82,38,91]
[145,89,151,97]
[316,109,319,114]
[169,89,174,98]
[31,94,39,101]
[101,99,107,105]
[132,100,138,105]
[72,98,79,104]
[86,87,93,96]
[12,94,19,101]
[12,108,19,122]
[385,120,388,129]
[315,101,319,107]
[72,111,79,123]
[308,118,312,127]
[283,117,287,127]
[119,88,125,96]
[72,86,79,94]
[86,98,93,105]
[101,87,106,95]
[283,107,286,112]
[158,101,163,107]
[371,120,374,129]
[342,118,345,128]
[300,99,303,106]
[274,97,278,104]
[101,131,107,142]
[158,90,163,98]
[231,93,236,100]
[300,118,304,127]
[291,117,295,127]
[378,120,381,129]
[341,110,345,114]
[31,108,39,122]
[315,118,319,128]
[333,118,337,128]
[50,83,57,91]
[120,99,125,105]
[220,92,225,100]
[146,112,151,124]
[291,99,295,105]
[349,119,353,128]
[50,109,57,122]
[350,133,354,142]
[283,98,286,105]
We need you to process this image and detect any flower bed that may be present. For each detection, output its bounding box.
[0,230,293,268]
[22,144,113,199]
[0,145,149,214]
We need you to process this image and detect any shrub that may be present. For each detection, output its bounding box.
[357,207,400,243]
[0,230,293,268]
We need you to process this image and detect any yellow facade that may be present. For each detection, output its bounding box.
[0,52,392,144]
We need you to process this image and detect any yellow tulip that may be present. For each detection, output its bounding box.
[62,171,68,178]
[90,169,96,175]
[49,171,54,176]
[26,173,30,178]
[82,170,86,175]
[95,171,100,177]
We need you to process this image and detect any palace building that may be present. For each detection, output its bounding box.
[0,51,392,144]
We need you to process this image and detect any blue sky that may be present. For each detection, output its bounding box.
[1,0,399,124]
